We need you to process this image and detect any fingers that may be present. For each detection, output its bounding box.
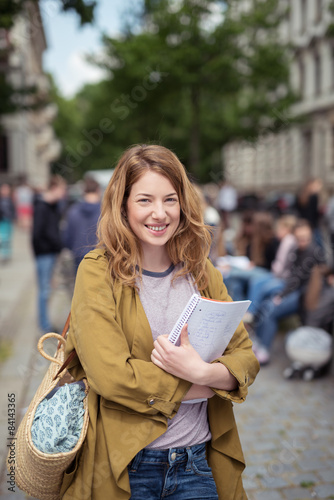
[151,347,162,366]
[151,348,162,362]
[151,335,175,369]
[180,323,190,345]
[154,333,176,353]
[181,323,188,335]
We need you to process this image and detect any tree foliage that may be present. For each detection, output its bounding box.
[57,0,96,26]
[53,0,296,181]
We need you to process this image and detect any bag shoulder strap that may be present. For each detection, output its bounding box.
[53,312,78,380]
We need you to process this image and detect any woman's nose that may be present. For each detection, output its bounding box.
[152,203,166,219]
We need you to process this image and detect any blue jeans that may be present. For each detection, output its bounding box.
[128,442,218,500]
[255,290,301,350]
[224,266,269,301]
[248,273,285,315]
[0,219,13,259]
[36,254,57,332]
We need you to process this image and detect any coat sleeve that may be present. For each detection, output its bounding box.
[205,262,260,403]
[67,252,191,419]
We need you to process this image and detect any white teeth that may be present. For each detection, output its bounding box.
[147,225,167,232]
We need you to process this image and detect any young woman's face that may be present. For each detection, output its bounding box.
[126,170,181,252]
[276,223,288,240]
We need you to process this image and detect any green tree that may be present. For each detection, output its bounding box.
[49,77,85,180]
[53,0,296,181]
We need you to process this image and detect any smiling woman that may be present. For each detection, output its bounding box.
[126,171,181,271]
[61,144,259,500]
[98,144,212,289]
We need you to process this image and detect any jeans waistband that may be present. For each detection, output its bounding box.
[129,442,207,472]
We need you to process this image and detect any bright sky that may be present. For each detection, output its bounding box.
[41,0,138,97]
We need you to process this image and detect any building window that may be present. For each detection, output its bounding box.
[301,0,308,34]
[302,129,312,177]
[0,135,8,173]
[332,46,334,89]
[315,0,322,24]
[299,57,305,98]
[314,51,321,95]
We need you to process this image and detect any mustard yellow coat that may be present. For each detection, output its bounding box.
[60,249,260,500]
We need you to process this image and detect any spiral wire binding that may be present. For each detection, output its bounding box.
[169,293,201,343]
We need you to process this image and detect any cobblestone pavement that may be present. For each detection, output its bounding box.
[0,226,333,499]
[235,336,334,500]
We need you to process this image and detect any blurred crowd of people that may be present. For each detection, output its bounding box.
[1,173,333,375]
[0,175,101,334]
[208,178,334,370]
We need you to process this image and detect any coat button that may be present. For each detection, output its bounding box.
[149,398,155,405]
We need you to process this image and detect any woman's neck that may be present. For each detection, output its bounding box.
[141,246,172,273]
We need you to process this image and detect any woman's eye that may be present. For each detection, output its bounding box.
[138,198,150,203]
[166,198,178,203]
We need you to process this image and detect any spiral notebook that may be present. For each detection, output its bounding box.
[168,293,251,363]
[168,293,251,404]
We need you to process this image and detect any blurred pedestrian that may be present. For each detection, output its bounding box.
[234,210,254,256]
[63,177,101,272]
[32,175,67,333]
[223,212,279,301]
[194,185,225,264]
[303,263,334,332]
[217,180,237,229]
[325,192,334,266]
[244,214,297,322]
[61,144,259,500]
[0,183,16,262]
[14,175,33,230]
[294,178,323,247]
[252,219,326,365]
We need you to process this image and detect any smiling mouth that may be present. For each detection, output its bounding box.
[146,224,168,232]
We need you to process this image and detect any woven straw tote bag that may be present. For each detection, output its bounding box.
[8,314,89,500]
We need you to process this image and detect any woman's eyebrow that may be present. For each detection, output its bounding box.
[135,192,177,197]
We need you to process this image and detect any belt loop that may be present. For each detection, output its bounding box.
[186,446,193,471]
[129,449,144,472]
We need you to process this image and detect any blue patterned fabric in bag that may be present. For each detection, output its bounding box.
[31,382,86,454]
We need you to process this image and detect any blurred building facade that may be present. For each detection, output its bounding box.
[223,0,334,194]
[0,1,60,187]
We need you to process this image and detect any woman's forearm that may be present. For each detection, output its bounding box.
[197,361,238,391]
[152,330,239,392]
[183,384,215,401]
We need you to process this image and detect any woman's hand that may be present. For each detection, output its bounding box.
[151,324,238,391]
[151,324,207,384]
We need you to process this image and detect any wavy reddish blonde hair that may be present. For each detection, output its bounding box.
[97,144,211,289]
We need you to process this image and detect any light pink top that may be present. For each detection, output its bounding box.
[271,233,297,279]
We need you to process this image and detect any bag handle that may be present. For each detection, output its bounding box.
[53,312,78,380]
[38,333,67,366]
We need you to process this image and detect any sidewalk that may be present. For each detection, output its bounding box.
[0,227,71,499]
[0,227,333,499]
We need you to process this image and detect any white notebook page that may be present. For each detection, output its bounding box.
[168,293,251,363]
